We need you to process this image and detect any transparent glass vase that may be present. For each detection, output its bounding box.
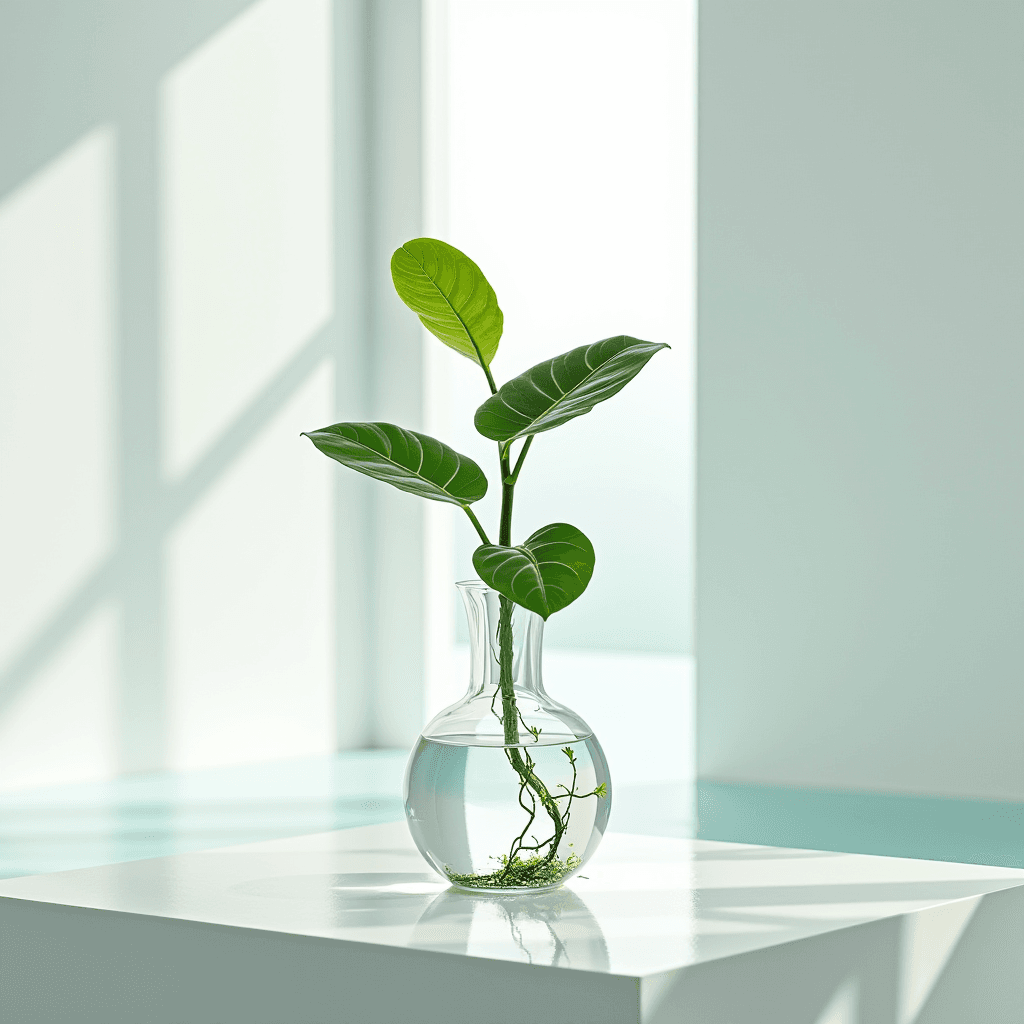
[404,581,612,894]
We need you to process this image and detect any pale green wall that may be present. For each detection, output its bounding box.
[697,1,1024,799]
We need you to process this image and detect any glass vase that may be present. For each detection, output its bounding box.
[404,580,612,894]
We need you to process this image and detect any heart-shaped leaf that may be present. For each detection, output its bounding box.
[473,523,595,620]
[474,335,668,443]
[391,238,503,369]
[302,422,488,506]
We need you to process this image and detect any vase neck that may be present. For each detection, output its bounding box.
[459,582,546,698]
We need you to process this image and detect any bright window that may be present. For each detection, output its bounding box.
[424,0,696,788]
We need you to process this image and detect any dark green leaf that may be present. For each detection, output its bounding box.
[302,422,487,506]
[391,238,503,368]
[473,523,595,620]
[474,335,668,443]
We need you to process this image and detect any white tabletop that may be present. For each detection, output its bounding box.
[3,820,1023,979]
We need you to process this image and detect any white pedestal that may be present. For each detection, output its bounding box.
[2,822,1023,1023]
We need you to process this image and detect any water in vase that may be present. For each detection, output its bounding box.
[406,734,611,891]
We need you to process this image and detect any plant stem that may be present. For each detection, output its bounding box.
[504,435,534,486]
[452,361,566,887]
[498,444,514,547]
[462,505,491,546]
[491,437,566,880]
[497,594,565,873]
[469,344,497,396]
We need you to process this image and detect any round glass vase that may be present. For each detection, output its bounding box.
[404,581,612,894]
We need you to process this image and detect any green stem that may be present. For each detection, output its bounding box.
[498,444,513,547]
[497,595,565,874]
[468,338,496,395]
[462,505,491,546]
[503,435,534,487]
[492,441,565,879]
[453,367,566,886]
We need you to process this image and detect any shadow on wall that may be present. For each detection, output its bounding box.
[0,0,368,789]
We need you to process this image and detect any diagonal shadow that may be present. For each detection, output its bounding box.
[0,560,121,720]
[0,0,379,778]
[162,321,333,526]
[0,0,259,202]
[0,321,333,720]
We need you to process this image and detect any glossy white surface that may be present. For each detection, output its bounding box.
[2,821,1023,978]
[6,823,1024,1022]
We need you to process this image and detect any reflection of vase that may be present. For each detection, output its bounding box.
[405,581,611,894]
[231,869,448,931]
[410,887,611,970]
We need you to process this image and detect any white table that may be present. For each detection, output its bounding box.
[2,821,1023,1023]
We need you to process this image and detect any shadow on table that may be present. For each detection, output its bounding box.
[643,883,1024,1024]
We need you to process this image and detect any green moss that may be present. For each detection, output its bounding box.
[446,852,583,890]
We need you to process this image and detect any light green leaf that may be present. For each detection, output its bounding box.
[302,422,487,506]
[473,523,595,620]
[391,238,503,368]
[474,335,668,443]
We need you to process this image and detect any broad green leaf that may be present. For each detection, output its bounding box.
[474,335,668,443]
[391,238,503,368]
[473,523,595,620]
[302,422,488,506]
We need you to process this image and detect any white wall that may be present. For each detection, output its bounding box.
[0,0,424,792]
[697,1,1024,800]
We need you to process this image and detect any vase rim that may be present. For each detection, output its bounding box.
[455,578,489,591]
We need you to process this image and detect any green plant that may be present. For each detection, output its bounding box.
[303,237,667,887]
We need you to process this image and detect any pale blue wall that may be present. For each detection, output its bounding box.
[698,0,1024,799]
